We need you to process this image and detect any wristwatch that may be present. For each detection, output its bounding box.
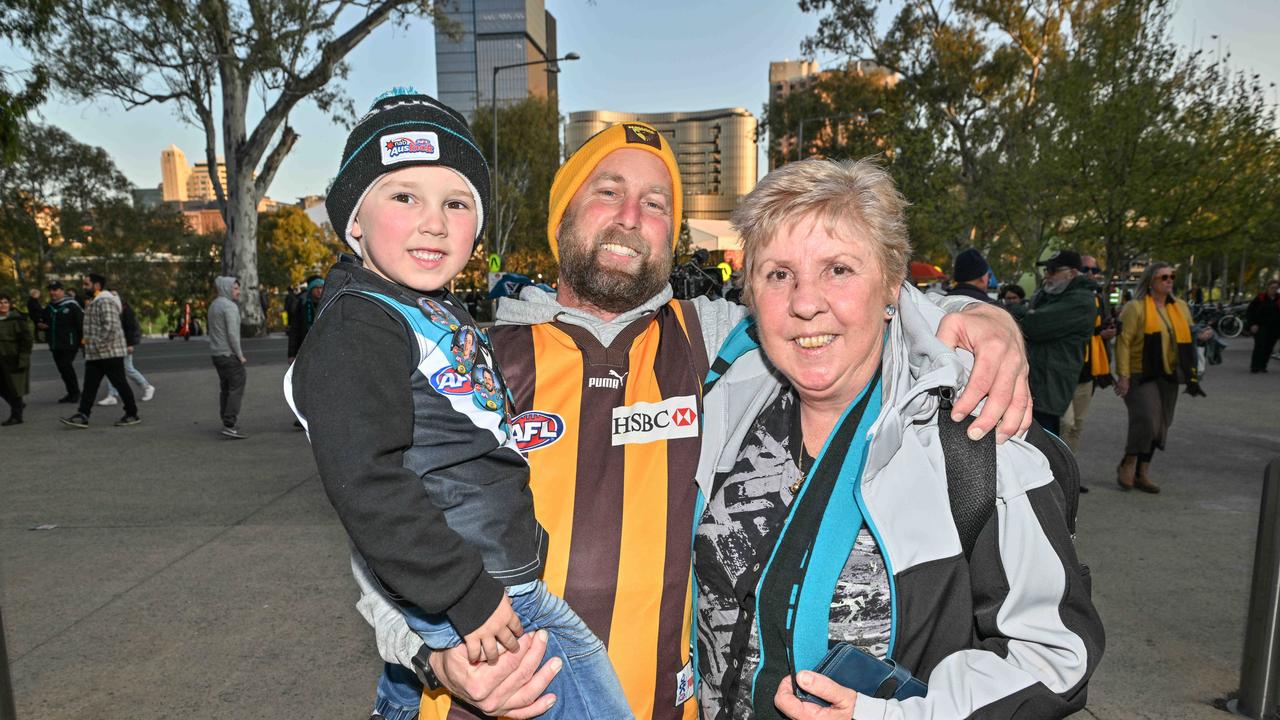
[411,646,444,691]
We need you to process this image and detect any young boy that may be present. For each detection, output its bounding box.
[285,90,632,720]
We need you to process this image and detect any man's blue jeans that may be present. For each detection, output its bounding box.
[373,580,634,720]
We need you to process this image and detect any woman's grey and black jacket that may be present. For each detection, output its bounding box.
[285,257,546,636]
[695,283,1104,719]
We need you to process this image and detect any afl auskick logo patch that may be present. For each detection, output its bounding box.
[380,131,440,165]
[509,411,564,451]
[611,395,699,446]
[622,124,662,149]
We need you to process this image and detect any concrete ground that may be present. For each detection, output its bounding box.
[1,335,1278,718]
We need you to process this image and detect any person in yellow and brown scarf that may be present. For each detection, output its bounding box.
[1114,262,1207,493]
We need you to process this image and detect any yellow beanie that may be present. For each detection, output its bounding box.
[546,122,682,261]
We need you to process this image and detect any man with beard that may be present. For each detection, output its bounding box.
[356,122,1033,720]
[1009,250,1097,435]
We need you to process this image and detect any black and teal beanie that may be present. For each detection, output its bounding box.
[327,88,490,256]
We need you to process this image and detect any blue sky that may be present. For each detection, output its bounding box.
[15,0,1280,202]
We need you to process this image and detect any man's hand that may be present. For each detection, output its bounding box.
[239,355,248,365]
[462,594,523,664]
[1114,376,1130,398]
[429,629,560,719]
[127,346,134,354]
[774,671,858,719]
[936,302,1032,443]
[1100,326,1117,341]
[1251,324,1259,335]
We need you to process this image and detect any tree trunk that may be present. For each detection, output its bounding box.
[219,71,265,337]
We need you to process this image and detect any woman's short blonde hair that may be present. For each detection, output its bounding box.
[731,158,911,307]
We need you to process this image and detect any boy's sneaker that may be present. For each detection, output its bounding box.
[221,426,247,439]
[96,395,118,406]
[60,413,90,428]
[141,385,156,402]
[115,414,141,427]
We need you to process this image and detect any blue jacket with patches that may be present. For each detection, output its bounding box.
[286,256,546,636]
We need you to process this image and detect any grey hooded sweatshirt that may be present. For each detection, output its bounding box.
[208,276,243,358]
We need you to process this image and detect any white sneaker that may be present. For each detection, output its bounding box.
[96,395,118,406]
[142,385,156,402]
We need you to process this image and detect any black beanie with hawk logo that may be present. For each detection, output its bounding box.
[326,89,491,257]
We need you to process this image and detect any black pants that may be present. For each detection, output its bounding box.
[51,347,80,396]
[1032,409,1061,436]
[78,357,137,417]
[212,355,246,427]
[1252,329,1278,371]
[0,363,22,413]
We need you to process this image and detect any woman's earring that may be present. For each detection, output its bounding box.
[885,304,897,319]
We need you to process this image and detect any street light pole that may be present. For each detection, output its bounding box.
[490,52,580,266]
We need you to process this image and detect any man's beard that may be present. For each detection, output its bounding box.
[558,219,673,314]
[1044,275,1070,295]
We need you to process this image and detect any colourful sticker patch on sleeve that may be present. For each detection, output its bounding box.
[471,364,505,413]
[417,297,460,332]
[451,325,479,374]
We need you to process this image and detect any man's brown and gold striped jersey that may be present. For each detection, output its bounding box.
[421,299,708,720]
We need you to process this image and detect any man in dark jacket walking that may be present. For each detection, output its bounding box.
[1009,250,1097,435]
[44,280,83,403]
[1247,279,1280,373]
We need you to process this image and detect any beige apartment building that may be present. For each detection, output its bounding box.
[159,145,236,203]
[564,108,758,221]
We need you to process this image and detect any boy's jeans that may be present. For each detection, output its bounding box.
[107,352,150,397]
[373,580,634,720]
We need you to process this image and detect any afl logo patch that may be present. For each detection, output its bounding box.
[509,411,565,452]
[429,366,473,395]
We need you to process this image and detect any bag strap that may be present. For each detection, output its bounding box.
[936,390,997,561]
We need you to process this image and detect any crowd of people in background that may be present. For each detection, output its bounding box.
[944,246,1260,497]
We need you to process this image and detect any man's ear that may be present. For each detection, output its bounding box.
[351,217,363,240]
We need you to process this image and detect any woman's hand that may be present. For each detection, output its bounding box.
[429,629,560,719]
[775,671,858,719]
[936,301,1032,443]
[1114,376,1130,398]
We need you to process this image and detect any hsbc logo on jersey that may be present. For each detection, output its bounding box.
[509,411,565,451]
[611,395,699,446]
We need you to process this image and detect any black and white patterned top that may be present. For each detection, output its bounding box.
[694,388,891,718]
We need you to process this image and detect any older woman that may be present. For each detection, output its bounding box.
[1113,262,1205,493]
[694,159,1102,720]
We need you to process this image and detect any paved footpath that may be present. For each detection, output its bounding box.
[2,337,1278,718]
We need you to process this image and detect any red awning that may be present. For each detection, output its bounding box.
[910,261,945,281]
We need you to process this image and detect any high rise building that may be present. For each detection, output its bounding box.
[160,144,191,202]
[187,161,230,202]
[564,109,758,222]
[159,145,252,204]
[767,60,898,169]
[435,0,559,121]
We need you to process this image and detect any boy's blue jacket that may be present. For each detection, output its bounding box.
[285,255,546,637]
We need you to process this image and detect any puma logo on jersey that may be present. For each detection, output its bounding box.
[588,369,629,390]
